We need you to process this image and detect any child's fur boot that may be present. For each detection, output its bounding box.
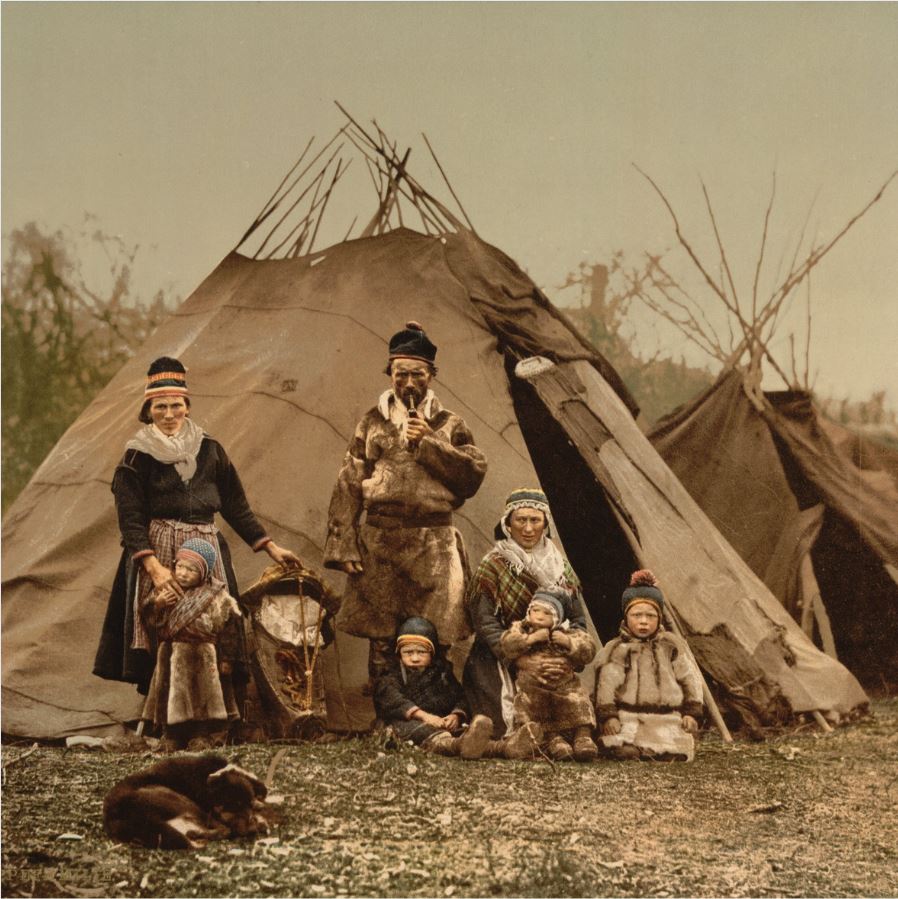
[423,715,493,760]
[546,733,574,761]
[572,726,598,762]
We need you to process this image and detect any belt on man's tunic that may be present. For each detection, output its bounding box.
[365,511,452,529]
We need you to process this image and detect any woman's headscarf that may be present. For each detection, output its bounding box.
[492,488,567,588]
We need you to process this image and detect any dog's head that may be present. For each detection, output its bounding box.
[206,764,269,836]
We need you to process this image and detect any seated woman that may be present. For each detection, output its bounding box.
[462,488,592,758]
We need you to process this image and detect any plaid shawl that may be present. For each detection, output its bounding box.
[467,550,581,628]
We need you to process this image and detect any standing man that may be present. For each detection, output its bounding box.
[324,322,488,687]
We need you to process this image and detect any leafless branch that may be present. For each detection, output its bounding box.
[752,171,776,323]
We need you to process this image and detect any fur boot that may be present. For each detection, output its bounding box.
[484,722,544,759]
[572,726,598,762]
[546,733,574,761]
[423,715,493,760]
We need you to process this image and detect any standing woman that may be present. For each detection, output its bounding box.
[93,357,300,717]
[462,488,591,742]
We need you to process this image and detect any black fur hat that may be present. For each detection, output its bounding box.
[388,321,437,365]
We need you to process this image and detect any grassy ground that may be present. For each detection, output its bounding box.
[3,699,897,898]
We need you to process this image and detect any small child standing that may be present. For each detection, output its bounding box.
[499,590,599,762]
[595,570,703,761]
[141,538,242,751]
[374,617,540,760]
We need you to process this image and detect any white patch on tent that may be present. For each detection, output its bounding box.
[514,356,555,380]
[310,255,327,267]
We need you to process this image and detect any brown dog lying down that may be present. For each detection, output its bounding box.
[103,754,271,849]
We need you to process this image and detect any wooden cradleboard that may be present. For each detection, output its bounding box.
[240,565,341,739]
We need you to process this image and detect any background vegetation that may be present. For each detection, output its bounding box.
[1,222,176,510]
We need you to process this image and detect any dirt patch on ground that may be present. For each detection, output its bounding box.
[3,699,897,898]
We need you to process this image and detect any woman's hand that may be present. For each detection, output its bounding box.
[441,713,461,732]
[265,542,302,569]
[534,656,570,687]
[602,717,622,736]
[526,627,551,646]
[550,630,572,650]
[340,561,364,575]
[681,715,698,734]
[142,555,184,597]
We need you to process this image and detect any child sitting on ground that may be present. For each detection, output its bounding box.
[595,570,703,761]
[499,589,599,762]
[141,538,242,751]
[374,617,541,760]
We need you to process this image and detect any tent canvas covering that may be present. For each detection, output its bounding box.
[650,370,898,686]
[1,120,867,738]
[2,228,868,739]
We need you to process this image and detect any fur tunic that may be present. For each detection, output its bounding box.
[462,551,586,738]
[324,392,487,642]
[595,625,703,759]
[141,580,241,728]
[500,621,597,732]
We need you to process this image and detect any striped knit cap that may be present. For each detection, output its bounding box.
[621,569,664,615]
[145,356,189,401]
[176,538,217,582]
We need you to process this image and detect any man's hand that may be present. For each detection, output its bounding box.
[142,555,184,597]
[681,715,698,734]
[340,561,364,575]
[265,542,302,569]
[603,717,622,736]
[406,417,433,447]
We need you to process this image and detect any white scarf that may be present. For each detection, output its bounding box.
[377,388,439,447]
[125,416,205,483]
[493,534,568,589]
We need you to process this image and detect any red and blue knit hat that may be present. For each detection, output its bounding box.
[176,538,217,582]
[144,357,189,401]
[621,569,664,615]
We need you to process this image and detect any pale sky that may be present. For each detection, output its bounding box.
[3,2,897,403]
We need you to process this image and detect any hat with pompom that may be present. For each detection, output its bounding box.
[621,569,664,615]
[388,321,437,366]
[176,538,217,582]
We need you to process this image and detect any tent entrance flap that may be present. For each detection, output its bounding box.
[508,356,637,642]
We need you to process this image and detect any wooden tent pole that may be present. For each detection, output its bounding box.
[600,497,734,744]
[663,603,734,744]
